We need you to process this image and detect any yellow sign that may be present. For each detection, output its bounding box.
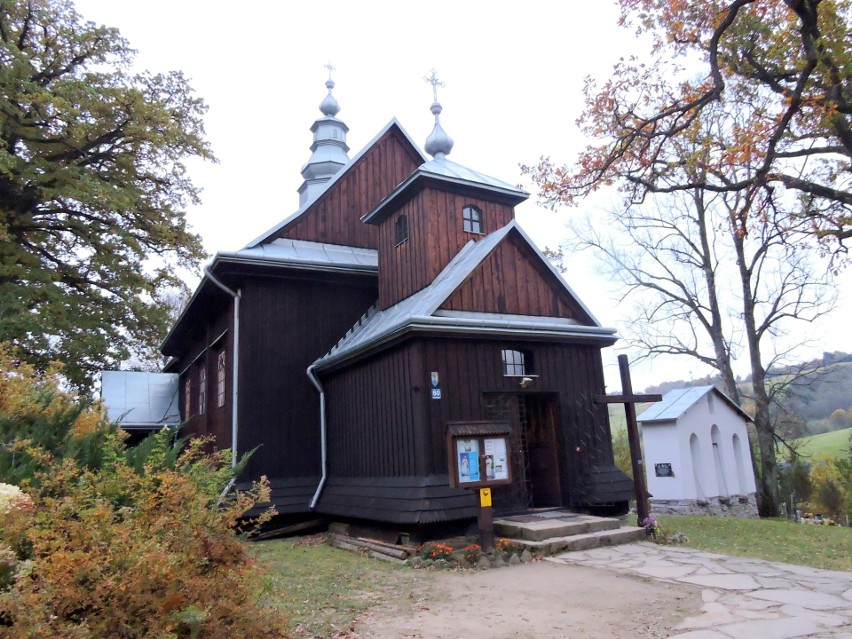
[479,487,492,508]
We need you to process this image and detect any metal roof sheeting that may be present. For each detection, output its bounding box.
[218,238,378,272]
[362,157,528,224]
[314,221,617,370]
[101,371,180,428]
[637,385,752,424]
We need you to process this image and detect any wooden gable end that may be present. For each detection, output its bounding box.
[440,232,595,324]
[266,126,422,248]
[378,187,516,309]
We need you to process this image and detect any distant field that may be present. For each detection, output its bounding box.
[791,427,852,460]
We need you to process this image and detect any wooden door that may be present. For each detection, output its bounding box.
[524,395,562,507]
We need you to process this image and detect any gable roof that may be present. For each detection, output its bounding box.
[314,220,616,371]
[245,118,427,249]
[637,385,753,424]
[361,156,529,225]
[161,238,378,355]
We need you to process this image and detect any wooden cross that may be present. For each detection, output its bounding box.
[596,355,662,525]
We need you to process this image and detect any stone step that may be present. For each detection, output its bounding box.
[505,526,647,555]
[494,514,622,542]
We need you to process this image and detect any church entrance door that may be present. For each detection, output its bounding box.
[483,392,563,514]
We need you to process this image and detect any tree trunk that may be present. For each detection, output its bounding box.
[694,190,740,403]
[732,216,780,517]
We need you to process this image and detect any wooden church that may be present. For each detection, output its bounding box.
[160,76,633,534]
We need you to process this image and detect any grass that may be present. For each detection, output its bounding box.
[251,535,422,638]
[658,515,852,572]
[790,426,852,460]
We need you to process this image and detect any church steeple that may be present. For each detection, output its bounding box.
[298,65,350,206]
[423,69,453,159]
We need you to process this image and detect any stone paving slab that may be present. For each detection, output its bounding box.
[548,542,852,638]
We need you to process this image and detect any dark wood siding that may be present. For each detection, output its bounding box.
[318,335,629,523]
[170,301,232,448]
[378,189,515,309]
[269,127,422,249]
[440,232,594,322]
[236,273,377,494]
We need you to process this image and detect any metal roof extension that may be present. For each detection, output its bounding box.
[314,220,617,370]
[101,371,180,429]
[637,385,753,424]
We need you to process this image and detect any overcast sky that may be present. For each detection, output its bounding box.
[73,0,852,391]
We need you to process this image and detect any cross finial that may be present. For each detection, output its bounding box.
[324,61,336,80]
[424,68,445,102]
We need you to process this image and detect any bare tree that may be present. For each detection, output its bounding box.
[561,183,835,515]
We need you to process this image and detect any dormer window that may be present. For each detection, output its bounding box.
[462,205,482,234]
[395,214,409,246]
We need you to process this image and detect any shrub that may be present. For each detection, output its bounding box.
[417,541,454,561]
[462,544,483,563]
[0,434,286,638]
[495,538,523,556]
[0,347,288,639]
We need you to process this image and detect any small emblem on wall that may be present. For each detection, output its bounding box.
[431,388,442,399]
[431,371,439,387]
[655,463,674,477]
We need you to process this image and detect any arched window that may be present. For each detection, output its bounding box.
[395,214,409,245]
[690,433,706,500]
[711,424,729,498]
[462,205,483,234]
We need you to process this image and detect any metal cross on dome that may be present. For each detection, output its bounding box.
[424,69,445,101]
[324,61,335,80]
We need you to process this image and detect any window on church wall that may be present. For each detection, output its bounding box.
[395,214,409,246]
[184,376,191,420]
[198,365,206,415]
[501,349,531,376]
[462,205,483,234]
[217,350,227,408]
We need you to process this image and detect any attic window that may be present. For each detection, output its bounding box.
[463,205,483,234]
[395,214,409,246]
[501,349,530,376]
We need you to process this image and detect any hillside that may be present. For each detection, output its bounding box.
[641,355,852,437]
[791,427,852,460]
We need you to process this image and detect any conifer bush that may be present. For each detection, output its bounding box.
[0,347,289,637]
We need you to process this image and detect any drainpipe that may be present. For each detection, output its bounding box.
[306,364,327,510]
[203,267,241,470]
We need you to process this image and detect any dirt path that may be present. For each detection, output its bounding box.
[356,561,703,639]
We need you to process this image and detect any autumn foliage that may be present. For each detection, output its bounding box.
[0,347,288,638]
[524,0,852,247]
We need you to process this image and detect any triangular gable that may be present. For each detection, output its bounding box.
[246,119,426,249]
[638,385,753,424]
[441,227,596,325]
[314,221,615,371]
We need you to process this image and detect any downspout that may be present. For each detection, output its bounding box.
[203,267,241,471]
[306,364,327,510]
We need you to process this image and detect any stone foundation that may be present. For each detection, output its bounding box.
[650,493,758,518]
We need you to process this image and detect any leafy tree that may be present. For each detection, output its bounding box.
[0,0,212,388]
[526,0,852,249]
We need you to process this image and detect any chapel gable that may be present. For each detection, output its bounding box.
[440,230,595,324]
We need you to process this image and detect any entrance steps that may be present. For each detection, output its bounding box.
[494,510,646,555]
